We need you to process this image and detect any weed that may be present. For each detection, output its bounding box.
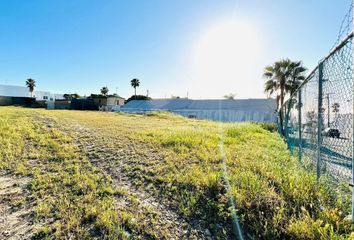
[0,107,351,239]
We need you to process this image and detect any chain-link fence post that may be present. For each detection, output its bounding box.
[351,3,354,220]
[298,89,302,163]
[284,104,287,137]
[317,63,324,182]
[284,101,289,148]
[352,74,354,222]
[351,2,354,222]
[277,110,282,135]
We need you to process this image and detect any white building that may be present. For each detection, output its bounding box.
[0,84,64,101]
[122,98,277,123]
[0,84,29,98]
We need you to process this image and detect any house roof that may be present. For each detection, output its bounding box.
[122,98,276,111]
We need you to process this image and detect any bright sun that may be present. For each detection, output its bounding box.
[192,20,262,98]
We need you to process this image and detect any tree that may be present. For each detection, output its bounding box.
[71,93,81,99]
[26,78,36,98]
[223,93,237,99]
[263,59,307,135]
[130,78,140,99]
[285,61,307,133]
[100,86,109,96]
[286,61,307,96]
[63,93,81,100]
[63,94,71,100]
[125,95,151,104]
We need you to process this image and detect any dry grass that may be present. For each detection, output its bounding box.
[0,107,352,239]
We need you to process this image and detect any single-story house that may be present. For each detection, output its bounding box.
[121,98,277,123]
[69,94,125,111]
[90,94,125,106]
[88,94,125,111]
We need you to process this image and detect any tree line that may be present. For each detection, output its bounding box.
[24,78,143,101]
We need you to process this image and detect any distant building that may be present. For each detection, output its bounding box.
[121,98,277,123]
[90,94,125,106]
[70,98,97,111]
[0,96,35,106]
[69,94,125,111]
[53,99,71,110]
[0,84,29,98]
[0,84,64,101]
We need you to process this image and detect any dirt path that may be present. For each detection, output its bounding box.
[0,171,34,240]
[36,114,207,239]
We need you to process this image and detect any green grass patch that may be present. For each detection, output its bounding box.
[0,107,127,239]
[1,107,352,239]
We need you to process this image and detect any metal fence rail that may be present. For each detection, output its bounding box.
[280,31,354,218]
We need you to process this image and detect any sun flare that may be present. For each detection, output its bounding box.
[192,20,262,98]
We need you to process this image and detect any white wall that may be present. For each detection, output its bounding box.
[122,108,277,123]
[34,91,64,101]
[54,94,64,100]
[173,110,277,122]
[34,91,52,101]
[0,84,64,101]
[121,99,277,123]
[0,85,30,97]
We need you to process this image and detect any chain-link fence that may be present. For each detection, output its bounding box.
[280,30,354,218]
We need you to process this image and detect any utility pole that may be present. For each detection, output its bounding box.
[326,92,335,127]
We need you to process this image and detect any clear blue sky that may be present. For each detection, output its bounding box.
[0,0,351,99]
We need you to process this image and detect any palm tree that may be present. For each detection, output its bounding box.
[26,78,36,98]
[100,86,109,96]
[131,78,140,99]
[263,59,307,134]
[286,61,307,96]
[284,61,307,133]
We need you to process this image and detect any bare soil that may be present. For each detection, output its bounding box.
[0,171,34,240]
